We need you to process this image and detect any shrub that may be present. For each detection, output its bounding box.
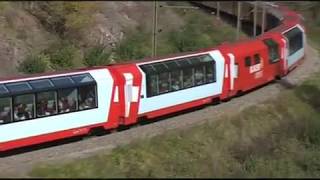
[45,41,78,69]
[18,53,50,74]
[114,28,152,61]
[83,45,111,67]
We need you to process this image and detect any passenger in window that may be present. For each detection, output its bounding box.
[58,97,71,113]
[14,103,30,121]
[183,76,193,88]
[195,70,204,85]
[171,80,181,91]
[159,83,169,93]
[79,86,96,110]
[38,99,56,117]
[0,106,10,123]
[46,100,56,115]
[37,100,48,117]
[79,97,94,110]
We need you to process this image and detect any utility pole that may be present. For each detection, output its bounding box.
[152,2,200,57]
[253,1,257,37]
[236,2,241,40]
[217,2,220,19]
[261,2,266,34]
[152,0,158,57]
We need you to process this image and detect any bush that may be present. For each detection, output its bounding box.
[114,28,152,61]
[167,27,211,53]
[45,41,78,69]
[18,53,50,74]
[165,11,235,53]
[83,46,111,67]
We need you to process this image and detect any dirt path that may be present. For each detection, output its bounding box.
[0,44,318,178]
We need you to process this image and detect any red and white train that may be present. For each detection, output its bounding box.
[0,3,306,151]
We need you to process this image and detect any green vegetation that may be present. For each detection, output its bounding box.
[113,5,240,62]
[83,45,112,67]
[114,27,152,61]
[23,2,99,37]
[18,41,81,74]
[17,54,51,74]
[17,1,241,72]
[29,73,320,178]
[44,41,79,70]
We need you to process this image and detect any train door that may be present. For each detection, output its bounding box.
[226,53,238,98]
[228,53,237,93]
[123,72,140,125]
[280,37,288,76]
[263,38,281,80]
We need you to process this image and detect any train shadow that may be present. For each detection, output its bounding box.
[0,135,85,157]
[136,104,209,127]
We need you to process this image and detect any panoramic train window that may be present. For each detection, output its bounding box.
[158,73,170,94]
[36,91,57,117]
[0,84,9,95]
[245,56,251,67]
[13,94,35,121]
[71,74,95,84]
[0,73,99,125]
[254,54,261,64]
[263,39,280,63]
[284,27,303,56]
[0,97,12,124]
[140,54,216,97]
[194,65,205,85]
[146,75,158,97]
[6,82,32,94]
[58,88,77,113]
[170,70,182,91]
[183,68,194,88]
[51,76,75,88]
[78,85,97,110]
[29,79,54,90]
[205,61,216,83]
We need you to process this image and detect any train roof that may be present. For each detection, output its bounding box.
[112,46,218,67]
[216,38,267,57]
[0,66,108,84]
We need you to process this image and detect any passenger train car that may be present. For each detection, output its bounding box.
[0,3,306,152]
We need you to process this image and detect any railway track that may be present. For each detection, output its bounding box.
[0,2,319,178]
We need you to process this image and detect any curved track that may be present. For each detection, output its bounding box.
[0,2,319,178]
